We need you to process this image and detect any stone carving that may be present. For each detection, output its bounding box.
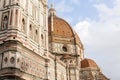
[10,57,15,64]
[1,12,9,30]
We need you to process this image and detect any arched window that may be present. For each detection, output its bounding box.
[22,18,25,31]
[22,18,25,24]
[35,29,38,42]
[29,24,33,38]
[29,24,32,30]
[4,16,8,20]
[35,30,38,35]
[41,34,43,39]
[41,34,44,47]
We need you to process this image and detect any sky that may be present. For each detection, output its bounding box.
[48,0,120,80]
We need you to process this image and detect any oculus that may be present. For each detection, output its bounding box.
[62,46,67,52]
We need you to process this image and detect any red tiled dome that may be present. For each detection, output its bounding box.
[48,5,84,49]
[81,58,98,68]
[48,16,84,47]
[48,16,74,37]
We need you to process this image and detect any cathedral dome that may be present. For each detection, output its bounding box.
[48,16,74,37]
[48,15,83,48]
[48,4,84,59]
[48,4,82,42]
[81,58,98,68]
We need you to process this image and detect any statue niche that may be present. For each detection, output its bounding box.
[1,12,9,30]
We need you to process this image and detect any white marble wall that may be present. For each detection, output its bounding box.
[52,42,77,55]
[49,57,55,80]
[57,63,67,80]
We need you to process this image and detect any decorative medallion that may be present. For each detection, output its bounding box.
[4,57,8,64]
[10,57,15,64]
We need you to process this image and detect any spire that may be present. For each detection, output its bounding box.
[51,3,54,9]
[49,3,56,16]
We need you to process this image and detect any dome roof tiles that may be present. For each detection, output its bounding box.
[52,16,73,37]
[81,58,98,68]
[48,16,83,46]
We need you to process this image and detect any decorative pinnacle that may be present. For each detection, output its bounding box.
[49,2,56,16]
[51,3,54,9]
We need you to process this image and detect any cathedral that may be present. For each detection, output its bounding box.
[0,0,109,80]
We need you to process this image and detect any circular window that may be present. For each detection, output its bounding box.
[10,57,15,64]
[4,57,8,63]
[62,46,67,52]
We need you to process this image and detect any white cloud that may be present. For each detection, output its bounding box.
[74,0,120,79]
[70,0,80,5]
[74,20,91,40]
[74,0,120,44]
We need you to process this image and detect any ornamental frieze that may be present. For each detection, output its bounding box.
[20,56,45,78]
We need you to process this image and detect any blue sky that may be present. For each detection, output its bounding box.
[48,0,114,25]
[48,0,120,80]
